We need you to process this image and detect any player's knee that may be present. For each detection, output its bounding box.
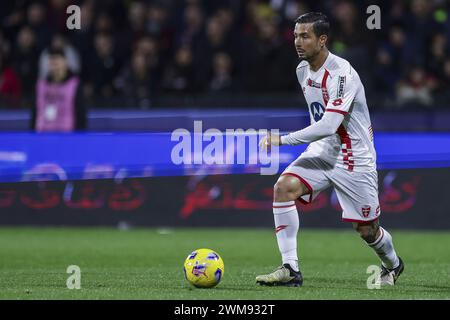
[273,175,304,200]
[354,224,379,243]
[273,180,291,199]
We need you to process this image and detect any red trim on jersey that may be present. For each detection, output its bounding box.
[321,69,330,105]
[326,108,348,115]
[321,68,353,171]
[273,204,297,209]
[342,217,379,224]
[337,124,354,171]
[281,173,313,204]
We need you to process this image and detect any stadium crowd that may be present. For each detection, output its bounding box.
[0,0,449,109]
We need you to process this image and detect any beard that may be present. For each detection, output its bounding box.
[298,48,320,63]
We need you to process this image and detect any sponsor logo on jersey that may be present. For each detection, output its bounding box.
[310,102,325,122]
[337,76,346,98]
[307,78,321,88]
[332,98,343,106]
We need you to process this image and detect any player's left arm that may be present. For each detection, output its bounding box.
[279,72,357,146]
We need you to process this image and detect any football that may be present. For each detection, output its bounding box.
[183,248,224,288]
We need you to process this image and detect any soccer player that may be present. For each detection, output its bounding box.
[256,12,404,287]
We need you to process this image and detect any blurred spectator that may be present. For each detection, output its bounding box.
[396,66,436,107]
[374,25,410,104]
[38,34,81,79]
[115,52,155,109]
[176,2,205,48]
[32,47,85,132]
[0,0,448,109]
[215,7,236,34]
[147,3,170,38]
[84,32,120,104]
[27,2,52,52]
[193,14,238,89]
[146,3,175,60]
[331,0,365,50]
[405,0,439,67]
[12,26,39,101]
[163,46,196,93]
[129,1,148,37]
[134,35,163,83]
[209,52,235,92]
[0,49,21,108]
[241,4,296,91]
[434,58,450,103]
[135,36,159,62]
[427,33,448,77]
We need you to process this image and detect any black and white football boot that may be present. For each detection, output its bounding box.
[380,257,404,286]
[256,264,303,287]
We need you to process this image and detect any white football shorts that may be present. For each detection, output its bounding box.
[281,155,381,223]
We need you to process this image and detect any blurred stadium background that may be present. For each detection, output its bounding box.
[0,0,450,299]
[1,0,450,228]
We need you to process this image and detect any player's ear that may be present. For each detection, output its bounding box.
[319,34,327,48]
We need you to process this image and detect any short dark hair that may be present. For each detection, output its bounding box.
[295,12,330,37]
[48,47,66,59]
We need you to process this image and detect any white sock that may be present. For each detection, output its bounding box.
[367,227,400,270]
[273,201,299,271]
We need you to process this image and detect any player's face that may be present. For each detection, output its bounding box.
[294,23,324,61]
[49,55,67,76]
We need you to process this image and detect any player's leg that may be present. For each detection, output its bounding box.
[256,157,331,287]
[333,168,404,285]
[255,175,308,287]
[353,220,404,285]
[272,174,309,271]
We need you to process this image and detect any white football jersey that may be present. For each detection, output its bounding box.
[296,52,376,172]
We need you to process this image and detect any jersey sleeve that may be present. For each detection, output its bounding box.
[280,111,344,145]
[325,71,356,116]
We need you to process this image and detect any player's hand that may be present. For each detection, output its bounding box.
[259,133,281,152]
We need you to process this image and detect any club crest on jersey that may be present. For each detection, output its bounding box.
[307,78,321,88]
[361,205,371,218]
[310,102,325,122]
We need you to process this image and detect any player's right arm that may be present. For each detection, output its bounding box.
[280,111,345,145]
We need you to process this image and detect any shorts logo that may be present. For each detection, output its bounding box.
[310,102,325,122]
[375,205,380,216]
[362,205,371,218]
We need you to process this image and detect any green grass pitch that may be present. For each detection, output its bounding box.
[0,227,449,299]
